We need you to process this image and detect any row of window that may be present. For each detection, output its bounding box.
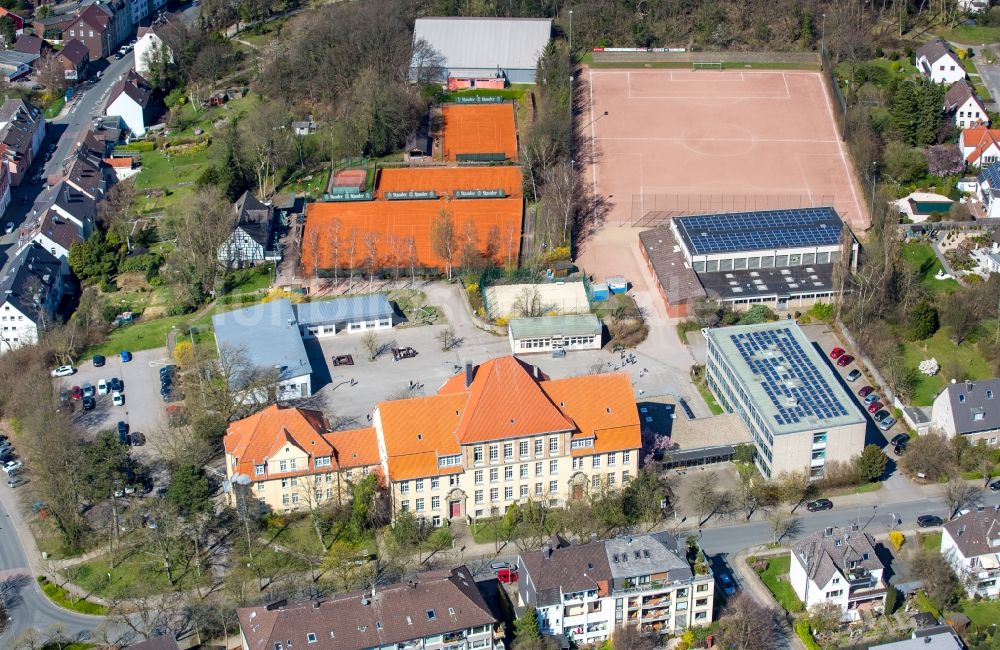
[253,455,334,476]
[400,476,444,493]
[474,437,560,464]
[692,250,836,274]
[0,315,24,321]
[517,335,597,349]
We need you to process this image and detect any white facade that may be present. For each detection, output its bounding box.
[789,548,886,622]
[300,316,391,339]
[509,330,601,354]
[942,519,1000,598]
[134,31,170,76]
[954,95,989,129]
[218,226,267,266]
[0,301,39,352]
[105,92,146,137]
[21,230,70,260]
[918,52,966,85]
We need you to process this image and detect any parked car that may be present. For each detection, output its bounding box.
[890,433,910,447]
[857,385,873,400]
[117,421,129,442]
[82,396,96,411]
[163,390,183,403]
[82,382,95,398]
[893,444,906,456]
[93,355,106,367]
[863,393,879,405]
[836,355,855,367]
[718,572,736,596]
[71,385,82,400]
[490,561,511,574]
[97,379,110,395]
[2,460,22,474]
[990,481,1000,493]
[109,377,122,392]
[873,409,891,422]
[112,391,125,407]
[7,477,27,488]
[496,568,517,584]
[878,416,897,431]
[846,369,862,382]
[120,350,132,363]
[50,365,75,377]
[113,51,123,60]
[867,401,883,414]
[806,499,833,512]
[917,515,943,527]
[829,347,846,359]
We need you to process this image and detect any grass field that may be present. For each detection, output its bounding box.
[44,97,66,119]
[901,243,960,294]
[84,311,195,357]
[935,24,1000,44]
[753,554,804,613]
[900,327,995,405]
[961,598,1000,625]
[37,576,107,615]
[64,548,211,599]
[919,531,942,552]
[132,147,212,214]
[695,381,724,416]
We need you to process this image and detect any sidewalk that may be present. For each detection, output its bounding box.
[731,547,804,650]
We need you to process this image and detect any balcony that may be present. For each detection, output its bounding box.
[848,578,888,603]
[613,579,673,595]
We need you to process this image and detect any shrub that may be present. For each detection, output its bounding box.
[808,302,835,321]
[795,619,821,650]
[116,141,156,152]
[890,530,905,551]
[885,585,900,614]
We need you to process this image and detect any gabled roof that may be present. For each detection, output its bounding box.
[20,208,85,253]
[61,150,105,198]
[233,191,272,246]
[237,566,497,650]
[943,506,1000,558]
[59,39,89,67]
[917,39,960,66]
[52,181,97,225]
[106,69,152,111]
[13,35,47,57]
[791,526,883,588]
[0,242,62,324]
[72,3,111,32]
[962,126,1000,163]
[941,379,1000,434]
[0,99,42,159]
[945,79,980,112]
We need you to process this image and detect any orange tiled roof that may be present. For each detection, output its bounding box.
[225,404,379,478]
[301,166,522,275]
[440,104,518,162]
[104,157,134,168]
[378,357,642,480]
[962,127,1000,163]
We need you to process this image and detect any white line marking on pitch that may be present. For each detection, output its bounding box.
[589,68,599,222]
[595,137,840,144]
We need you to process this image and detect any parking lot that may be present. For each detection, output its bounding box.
[57,348,174,458]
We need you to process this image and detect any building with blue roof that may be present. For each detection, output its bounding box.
[294,293,394,338]
[976,161,1000,219]
[703,320,866,479]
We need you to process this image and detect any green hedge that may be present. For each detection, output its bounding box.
[36,576,107,615]
[795,619,821,650]
[118,253,160,273]
[116,141,156,152]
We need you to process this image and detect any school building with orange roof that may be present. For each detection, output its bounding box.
[300,165,523,278]
[225,356,642,522]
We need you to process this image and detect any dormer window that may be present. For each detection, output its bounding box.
[427,609,436,620]
[960,394,966,403]
[315,456,331,468]
[306,633,317,644]
[254,464,265,476]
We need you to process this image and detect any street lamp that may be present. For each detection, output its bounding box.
[569,9,574,61]
[821,13,826,54]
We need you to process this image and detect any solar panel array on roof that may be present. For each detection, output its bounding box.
[979,160,1000,189]
[675,207,844,256]
[729,327,849,427]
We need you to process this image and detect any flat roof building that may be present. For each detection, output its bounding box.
[703,321,866,479]
[508,314,602,354]
[639,207,857,318]
[294,293,394,339]
[410,17,552,86]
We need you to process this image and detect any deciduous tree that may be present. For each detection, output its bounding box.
[430,209,456,279]
[715,594,783,650]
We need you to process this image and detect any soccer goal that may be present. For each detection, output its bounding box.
[692,61,724,71]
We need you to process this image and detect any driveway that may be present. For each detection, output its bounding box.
[57,348,173,458]
[976,62,1000,111]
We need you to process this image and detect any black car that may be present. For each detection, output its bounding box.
[109,377,123,392]
[160,383,174,396]
[159,365,177,378]
[917,515,943,527]
[117,421,129,444]
[93,355,106,367]
[990,481,1000,492]
[82,396,96,411]
[130,431,145,446]
[806,499,833,512]
[890,433,910,447]
[893,444,906,456]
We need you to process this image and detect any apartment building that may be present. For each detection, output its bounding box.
[237,566,503,650]
[704,321,866,479]
[790,526,887,621]
[941,506,1000,598]
[516,532,714,645]
[224,404,380,511]
[373,356,642,522]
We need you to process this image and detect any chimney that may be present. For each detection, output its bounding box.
[541,542,551,559]
[464,362,473,388]
[312,600,321,609]
[534,364,541,380]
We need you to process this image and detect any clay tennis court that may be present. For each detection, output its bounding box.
[440,103,519,161]
[584,68,867,231]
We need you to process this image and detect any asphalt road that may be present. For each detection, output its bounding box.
[0,496,106,645]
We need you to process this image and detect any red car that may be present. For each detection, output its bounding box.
[70,385,82,400]
[497,568,518,584]
[830,347,846,359]
[868,401,883,414]
[836,355,854,367]
[858,386,874,398]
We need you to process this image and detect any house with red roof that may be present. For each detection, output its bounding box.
[960,126,1000,168]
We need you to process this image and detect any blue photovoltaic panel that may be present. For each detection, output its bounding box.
[674,207,844,256]
[729,327,849,427]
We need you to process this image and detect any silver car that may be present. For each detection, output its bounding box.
[878,416,896,431]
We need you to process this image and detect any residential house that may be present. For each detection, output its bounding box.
[0,8,25,38]
[105,69,153,137]
[34,14,75,44]
[375,355,642,523]
[931,379,1000,445]
[869,626,963,650]
[236,566,503,650]
[0,157,11,218]
[958,0,990,12]
[59,149,106,200]
[945,78,989,129]
[47,181,98,231]
[293,294,394,339]
[18,208,88,260]
[960,126,1000,167]
[217,191,275,267]
[103,155,139,180]
[0,99,45,186]
[704,321,867,479]
[134,21,172,76]
[223,403,379,512]
[917,39,966,85]
[517,532,714,644]
[977,161,1000,219]
[942,506,1000,598]
[12,35,49,58]
[292,115,316,136]
[789,526,888,621]
[65,0,130,61]
[0,243,67,354]
[56,39,89,82]
[0,50,35,82]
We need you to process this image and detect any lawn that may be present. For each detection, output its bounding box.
[695,381,724,416]
[935,24,1000,44]
[901,243,960,295]
[470,517,515,545]
[37,576,107,615]
[822,481,882,497]
[83,311,196,357]
[132,147,212,215]
[442,86,529,101]
[835,58,919,84]
[919,531,942,552]
[961,598,1000,625]
[900,327,995,406]
[63,548,211,599]
[752,554,804,613]
[389,288,444,326]
[265,515,376,558]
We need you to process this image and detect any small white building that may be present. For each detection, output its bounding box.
[930,379,1000,444]
[789,526,887,622]
[508,314,602,354]
[293,294,394,339]
[134,24,172,77]
[0,243,67,354]
[941,506,1000,598]
[104,69,153,137]
[917,40,966,85]
[945,79,989,129]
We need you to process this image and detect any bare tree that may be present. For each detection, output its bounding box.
[768,510,797,544]
[436,326,458,351]
[542,159,579,247]
[511,286,547,318]
[459,219,481,272]
[164,185,236,297]
[345,227,359,292]
[430,208,457,280]
[35,51,68,98]
[714,594,784,650]
[778,470,816,513]
[361,331,380,361]
[238,99,292,197]
[410,38,445,85]
[364,230,380,291]
[98,178,139,249]
[687,473,729,526]
[403,234,418,285]
[295,473,331,549]
[943,479,980,520]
